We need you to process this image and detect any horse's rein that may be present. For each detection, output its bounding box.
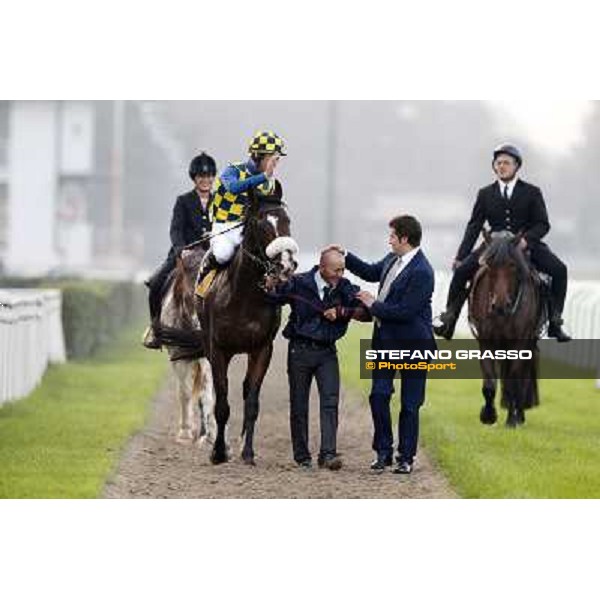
[182,221,246,252]
[182,202,286,252]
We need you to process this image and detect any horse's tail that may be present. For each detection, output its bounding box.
[191,361,203,401]
[499,349,540,410]
[191,359,212,403]
[523,347,540,409]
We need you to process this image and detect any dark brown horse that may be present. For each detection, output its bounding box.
[199,184,299,464]
[468,230,543,428]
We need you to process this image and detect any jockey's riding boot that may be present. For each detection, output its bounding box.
[433,288,469,340]
[142,323,161,349]
[548,313,572,343]
[142,285,163,350]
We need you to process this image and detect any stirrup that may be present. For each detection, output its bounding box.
[196,268,217,298]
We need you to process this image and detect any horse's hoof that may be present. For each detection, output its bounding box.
[211,449,230,465]
[480,406,497,425]
[242,455,256,466]
[505,415,519,429]
[195,434,213,448]
[176,429,195,444]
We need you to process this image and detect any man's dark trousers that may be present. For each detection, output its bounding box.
[287,339,340,463]
[369,338,427,464]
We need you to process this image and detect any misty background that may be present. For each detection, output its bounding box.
[1,100,598,278]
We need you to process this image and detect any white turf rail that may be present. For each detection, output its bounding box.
[0,289,66,406]
[1,276,599,404]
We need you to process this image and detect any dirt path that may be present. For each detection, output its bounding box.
[103,338,457,499]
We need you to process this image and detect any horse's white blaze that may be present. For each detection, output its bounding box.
[267,215,279,236]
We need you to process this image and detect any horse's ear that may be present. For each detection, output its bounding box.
[482,228,492,245]
[273,179,283,203]
[247,185,259,215]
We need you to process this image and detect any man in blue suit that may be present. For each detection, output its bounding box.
[330,215,435,474]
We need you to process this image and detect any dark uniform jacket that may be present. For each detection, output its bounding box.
[168,189,212,258]
[456,179,550,261]
[269,266,370,345]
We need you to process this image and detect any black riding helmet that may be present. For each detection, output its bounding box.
[189,152,217,180]
[493,143,523,168]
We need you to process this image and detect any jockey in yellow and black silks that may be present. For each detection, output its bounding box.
[196,130,286,283]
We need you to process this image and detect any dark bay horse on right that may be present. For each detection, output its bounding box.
[468,230,545,428]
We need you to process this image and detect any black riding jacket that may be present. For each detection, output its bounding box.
[456,179,550,261]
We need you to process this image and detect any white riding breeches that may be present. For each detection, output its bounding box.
[210,221,244,264]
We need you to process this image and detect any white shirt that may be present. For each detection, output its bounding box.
[396,245,420,275]
[377,246,420,302]
[314,270,334,301]
[497,177,518,200]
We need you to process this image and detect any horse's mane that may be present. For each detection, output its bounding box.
[172,246,205,321]
[482,233,531,280]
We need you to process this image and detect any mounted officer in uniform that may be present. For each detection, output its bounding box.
[195,130,285,287]
[142,152,217,349]
[433,143,571,342]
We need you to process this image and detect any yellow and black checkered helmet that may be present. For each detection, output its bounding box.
[248,130,287,156]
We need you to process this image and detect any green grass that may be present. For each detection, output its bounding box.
[338,323,600,498]
[0,325,168,498]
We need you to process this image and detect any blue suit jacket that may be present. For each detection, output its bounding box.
[345,249,435,346]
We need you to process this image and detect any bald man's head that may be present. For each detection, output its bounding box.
[319,248,345,287]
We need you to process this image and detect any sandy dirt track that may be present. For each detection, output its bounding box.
[103,337,457,499]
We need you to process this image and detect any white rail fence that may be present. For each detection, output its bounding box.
[0,289,66,406]
[1,274,600,405]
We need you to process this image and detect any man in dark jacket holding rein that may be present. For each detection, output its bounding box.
[267,248,370,470]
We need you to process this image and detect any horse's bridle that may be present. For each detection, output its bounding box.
[471,263,528,319]
[242,202,292,291]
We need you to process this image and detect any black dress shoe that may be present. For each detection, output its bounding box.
[393,461,413,475]
[297,459,313,470]
[370,456,393,471]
